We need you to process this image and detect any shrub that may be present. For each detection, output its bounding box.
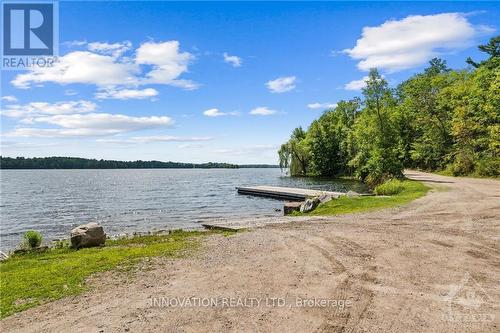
[23,230,43,249]
[374,179,405,196]
[53,239,70,249]
[475,156,500,177]
[450,151,475,176]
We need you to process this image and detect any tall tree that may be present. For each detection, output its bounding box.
[350,69,403,185]
[307,99,359,176]
[396,58,453,170]
[466,36,500,68]
[278,127,311,176]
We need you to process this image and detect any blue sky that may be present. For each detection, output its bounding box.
[1,1,498,164]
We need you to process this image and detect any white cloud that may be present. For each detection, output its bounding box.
[11,40,197,90]
[249,107,277,116]
[307,102,337,110]
[131,135,212,143]
[1,100,97,118]
[0,141,58,149]
[178,143,206,149]
[3,128,79,137]
[223,53,242,67]
[87,41,132,57]
[1,96,18,102]
[64,89,78,96]
[344,76,370,90]
[96,136,212,144]
[64,40,87,47]
[343,13,494,72]
[266,76,296,93]
[212,144,278,155]
[203,108,225,117]
[95,88,159,100]
[166,79,199,90]
[11,51,139,89]
[136,41,197,88]
[6,113,173,137]
[203,108,239,117]
[344,74,386,90]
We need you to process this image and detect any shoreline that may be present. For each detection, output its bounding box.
[1,170,499,331]
[0,176,425,253]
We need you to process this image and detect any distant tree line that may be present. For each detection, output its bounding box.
[0,156,240,169]
[239,164,279,168]
[279,37,499,186]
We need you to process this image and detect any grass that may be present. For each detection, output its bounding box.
[0,229,236,318]
[374,179,405,195]
[294,180,429,216]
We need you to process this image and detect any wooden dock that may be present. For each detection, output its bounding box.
[236,185,344,201]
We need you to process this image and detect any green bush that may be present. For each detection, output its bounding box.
[23,230,43,249]
[374,179,405,196]
[52,239,70,249]
[475,156,500,177]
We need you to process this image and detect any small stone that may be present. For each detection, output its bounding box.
[0,251,9,261]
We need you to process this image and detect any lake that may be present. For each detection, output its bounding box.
[0,169,366,251]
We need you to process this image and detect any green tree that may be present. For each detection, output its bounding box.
[446,57,500,175]
[278,127,311,176]
[349,69,403,185]
[466,36,500,68]
[307,99,359,176]
[396,58,454,170]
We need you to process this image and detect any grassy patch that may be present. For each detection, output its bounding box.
[297,180,429,216]
[374,179,405,195]
[0,229,232,318]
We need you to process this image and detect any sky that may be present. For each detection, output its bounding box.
[1,1,498,164]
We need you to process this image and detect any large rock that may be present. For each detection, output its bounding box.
[70,223,106,249]
[283,201,303,215]
[300,197,321,213]
[318,193,334,203]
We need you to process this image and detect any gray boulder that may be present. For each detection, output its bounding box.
[70,222,106,249]
[318,193,334,203]
[346,190,360,197]
[300,197,321,213]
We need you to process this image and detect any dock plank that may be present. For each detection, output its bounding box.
[236,185,344,201]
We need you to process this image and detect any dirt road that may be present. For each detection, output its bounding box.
[2,171,499,332]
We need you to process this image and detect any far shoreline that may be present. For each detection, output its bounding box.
[0,156,280,169]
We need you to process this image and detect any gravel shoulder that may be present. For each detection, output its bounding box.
[2,170,499,332]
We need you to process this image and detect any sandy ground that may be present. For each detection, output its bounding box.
[2,171,499,333]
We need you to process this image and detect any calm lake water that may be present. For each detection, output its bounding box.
[0,169,366,251]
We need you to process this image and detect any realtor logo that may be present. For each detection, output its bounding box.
[442,273,494,323]
[2,1,58,69]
